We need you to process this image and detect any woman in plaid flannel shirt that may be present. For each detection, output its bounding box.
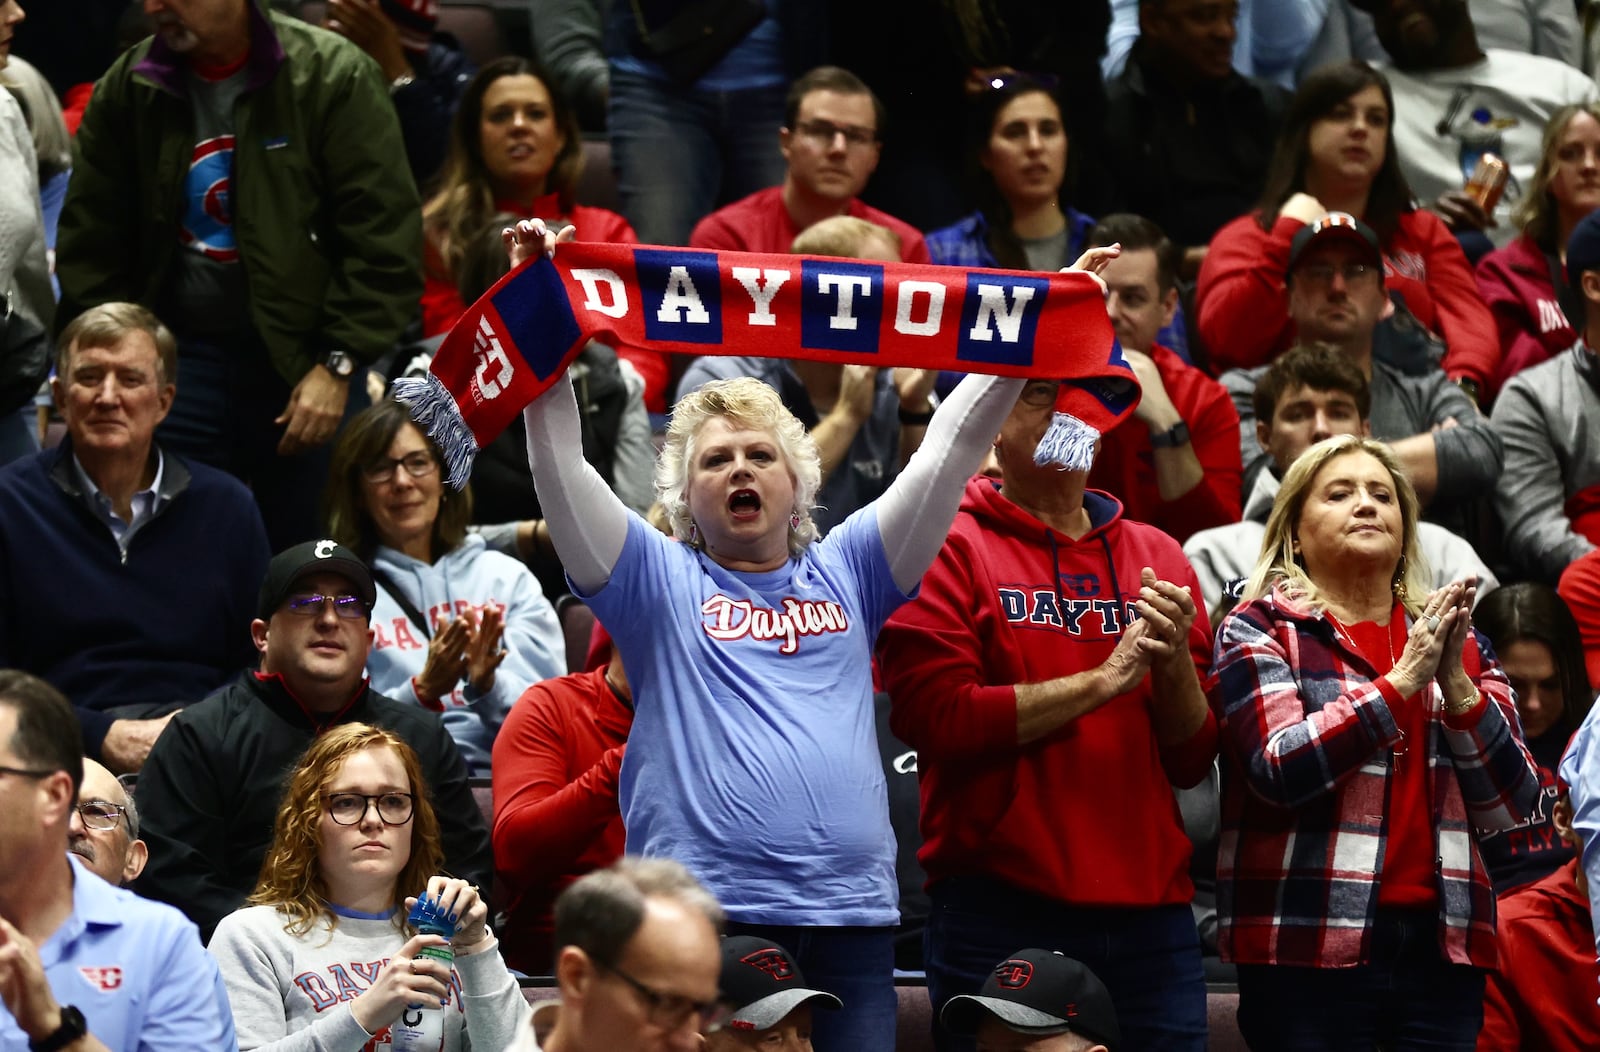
[1211,434,1540,1050]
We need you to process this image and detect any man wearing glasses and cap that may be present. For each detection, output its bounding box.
[942,949,1119,1052]
[131,538,492,941]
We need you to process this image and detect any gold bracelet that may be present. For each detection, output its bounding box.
[1445,689,1480,715]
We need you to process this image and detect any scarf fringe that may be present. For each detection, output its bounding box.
[1034,412,1101,472]
[392,373,481,487]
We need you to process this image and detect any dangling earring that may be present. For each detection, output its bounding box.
[1392,554,1408,599]
[688,521,699,546]
[789,511,801,531]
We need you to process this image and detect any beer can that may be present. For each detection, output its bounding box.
[1466,153,1509,213]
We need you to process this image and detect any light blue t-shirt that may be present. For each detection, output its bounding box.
[0,856,235,1051]
[578,508,909,926]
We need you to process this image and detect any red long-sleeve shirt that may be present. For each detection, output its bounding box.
[490,667,631,973]
[1478,862,1600,1051]
[1088,343,1241,541]
[1197,210,1502,397]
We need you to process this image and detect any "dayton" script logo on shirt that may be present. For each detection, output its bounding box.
[701,594,849,654]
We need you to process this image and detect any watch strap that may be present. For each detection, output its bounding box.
[1149,421,1191,449]
[30,1005,86,1052]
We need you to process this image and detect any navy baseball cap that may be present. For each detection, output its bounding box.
[1288,211,1383,276]
[941,949,1120,1048]
[256,539,376,620]
[1567,208,1600,288]
[716,936,842,1033]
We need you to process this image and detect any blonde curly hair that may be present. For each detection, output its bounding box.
[655,377,823,556]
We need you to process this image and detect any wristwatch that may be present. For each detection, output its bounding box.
[30,1005,86,1052]
[1149,421,1191,449]
[322,350,356,380]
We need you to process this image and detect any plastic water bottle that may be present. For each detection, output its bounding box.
[390,895,455,1052]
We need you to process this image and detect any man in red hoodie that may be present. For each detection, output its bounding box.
[877,380,1217,1052]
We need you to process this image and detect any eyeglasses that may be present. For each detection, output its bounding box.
[362,451,437,484]
[793,119,878,149]
[1019,381,1061,408]
[285,593,369,620]
[596,959,731,1032]
[0,763,57,781]
[1294,262,1379,288]
[76,800,132,833]
[324,792,415,826]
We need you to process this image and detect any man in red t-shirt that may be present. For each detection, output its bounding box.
[1085,214,1240,542]
[689,66,928,263]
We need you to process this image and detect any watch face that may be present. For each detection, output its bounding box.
[325,352,355,378]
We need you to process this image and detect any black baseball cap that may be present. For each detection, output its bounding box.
[941,949,1120,1048]
[716,936,842,1033]
[1287,211,1383,277]
[256,540,376,620]
[1567,207,1600,288]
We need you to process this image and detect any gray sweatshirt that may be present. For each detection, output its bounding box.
[1223,356,1503,525]
[1490,342,1600,582]
[208,905,530,1052]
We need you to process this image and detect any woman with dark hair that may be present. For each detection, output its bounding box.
[1211,432,1538,1049]
[419,59,668,411]
[925,73,1095,273]
[208,723,528,1050]
[1475,103,1600,388]
[1473,582,1595,892]
[324,399,564,777]
[1197,61,1500,399]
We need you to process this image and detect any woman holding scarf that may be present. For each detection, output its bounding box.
[502,217,1117,1051]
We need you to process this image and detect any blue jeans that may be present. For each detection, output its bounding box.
[1234,910,1484,1051]
[156,336,368,552]
[926,878,1207,1052]
[721,922,895,1052]
[607,68,789,246]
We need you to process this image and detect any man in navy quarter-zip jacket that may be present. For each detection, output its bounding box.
[0,303,268,774]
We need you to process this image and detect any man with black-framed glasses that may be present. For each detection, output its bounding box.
[132,538,492,941]
[507,857,724,1052]
[689,66,930,265]
[0,669,235,1051]
[66,760,145,889]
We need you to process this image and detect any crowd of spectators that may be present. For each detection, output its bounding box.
[10,0,1600,1050]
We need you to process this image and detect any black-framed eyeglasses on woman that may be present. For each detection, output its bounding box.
[324,792,415,826]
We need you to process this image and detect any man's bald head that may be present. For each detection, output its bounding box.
[67,759,147,886]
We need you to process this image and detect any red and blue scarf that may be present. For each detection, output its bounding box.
[395,243,1139,482]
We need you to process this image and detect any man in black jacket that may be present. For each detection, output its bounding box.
[133,539,493,940]
[1103,0,1289,278]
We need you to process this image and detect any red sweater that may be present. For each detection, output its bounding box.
[490,667,631,973]
[1475,231,1580,390]
[689,185,931,263]
[878,479,1217,907]
[1478,862,1600,1052]
[1087,343,1241,541]
[421,193,670,412]
[1197,210,1501,396]
[1558,550,1600,691]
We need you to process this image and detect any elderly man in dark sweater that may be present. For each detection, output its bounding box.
[0,303,269,772]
